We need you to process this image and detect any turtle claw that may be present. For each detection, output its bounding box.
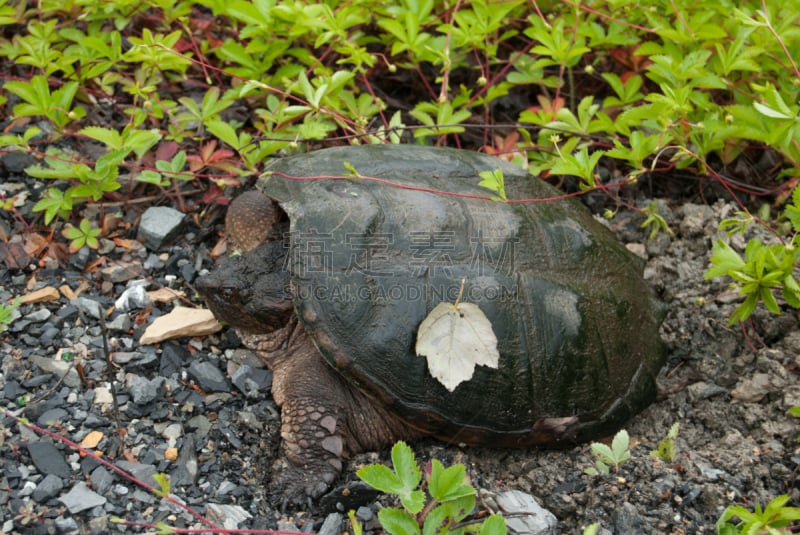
[270,457,337,508]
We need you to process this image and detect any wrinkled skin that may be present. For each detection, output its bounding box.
[196,239,418,503]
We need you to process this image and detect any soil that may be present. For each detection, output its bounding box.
[2,170,799,534]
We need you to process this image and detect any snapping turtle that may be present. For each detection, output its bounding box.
[197,145,664,501]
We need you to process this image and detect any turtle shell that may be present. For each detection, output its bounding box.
[260,145,664,446]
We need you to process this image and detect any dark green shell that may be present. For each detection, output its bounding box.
[260,145,664,446]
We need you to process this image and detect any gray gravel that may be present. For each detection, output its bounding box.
[1,194,798,534]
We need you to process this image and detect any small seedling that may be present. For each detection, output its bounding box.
[585,429,631,475]
[357,441,506,535]
[650,423,680,462]
[0,298,20,333]
[62,218,102,252]
[790,406,800,443]
[478,169,507,201]
[717,495,800,534]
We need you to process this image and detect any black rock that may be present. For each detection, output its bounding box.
[3,380,26,401]
[160,342,189,376]
[32,474,64,503]
[187,360,230,392]
[27,441,71,478]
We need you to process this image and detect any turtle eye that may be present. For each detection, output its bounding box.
[221,286,240,302]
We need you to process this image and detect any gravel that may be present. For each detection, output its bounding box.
[1,180,799,534]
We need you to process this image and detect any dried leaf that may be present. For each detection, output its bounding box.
[80,430,105,449]
[415,301,499,391]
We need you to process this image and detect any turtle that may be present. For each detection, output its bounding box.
[196,145,665,502]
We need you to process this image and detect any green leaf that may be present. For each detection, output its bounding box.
[356,464,405,495]
[152,473,171,497]
[611,429,630,459]
[378,508,421,535]
[705,240,746,279]
[479,514,507,535]
[422,504,451,535]
[478,169,507,201]
[207,120,241,150]
[754,101,793,120]
[428,460,475,502]
[80,126,124,150]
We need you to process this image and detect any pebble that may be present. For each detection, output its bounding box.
[138,206,185,250]
[32,473,64,502]
[187,360,230,392]
[317,513,343,535]
[59,481,107,514]
[115,280,150,311]
[206,503,253,529]
[72,296,106,321]
[26,441,71,479]
[231,363,272,398]
[613,501,644,534]
[91,466,115,495]
[116,461,157,486]
[127,375,165,405]
[496,490,558,535]
[29,355,81,388]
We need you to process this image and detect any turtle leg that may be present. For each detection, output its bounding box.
[258,325,420,504]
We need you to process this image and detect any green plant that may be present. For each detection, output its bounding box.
[705,185,800,324]
[477,169,507,201]
[62,218,102,252]
[3,75,86,132]
[357,441,506,535]
[717,495,800,535]
[585,429,631,475]
[650,423,680,463]
[790,406,800,443]
[0,297,20,333]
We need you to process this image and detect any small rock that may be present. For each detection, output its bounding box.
[206,503,253,529]
[25,444,67,487]
[128,375,165,405]
[612,501,643,534]
[731,373,773,402]
[102,260,145,283]
[116,461,157,485]
[32,474,64,502]
[317,513,343,535]
[29,355,80,388]
[187,360,230,393]
[59,481,107,514]
[496,490,558,535]
[138,206,185,250]
[72,296,104,320]
[94,386,114,405]
[355,506,374,523]
[170,435,198,487]
[231,364,272,398]
[161,423,183,440]
[91,466,115,495]
[160,342,189,376]
[115,280,150,311]
[686,381,727,402]
[107,313,133,332]
[24,308,52,323]
[186,415,212,437]
[19,286,61,305]
[55,515,80,533]
[139,306,222,344]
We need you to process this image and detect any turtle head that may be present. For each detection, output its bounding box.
[197,232,293,334]
[225,189,286,254]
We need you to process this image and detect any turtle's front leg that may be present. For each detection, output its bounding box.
[270,396,349,503]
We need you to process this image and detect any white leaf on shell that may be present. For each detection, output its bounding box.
[415,301,500,392]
